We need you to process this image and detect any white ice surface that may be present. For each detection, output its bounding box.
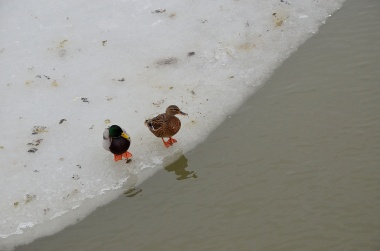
[0,0,344,249]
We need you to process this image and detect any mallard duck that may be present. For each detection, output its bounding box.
[103,125,132,162]
[145,105,187,147]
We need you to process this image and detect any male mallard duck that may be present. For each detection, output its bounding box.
[103,125,132,162]
[145,105,187,147]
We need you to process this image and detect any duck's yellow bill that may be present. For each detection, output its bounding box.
[121,132,130,140]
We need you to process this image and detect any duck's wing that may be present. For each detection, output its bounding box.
[148,114,168,131]
[102,128,111,151]
[102,128,109,140]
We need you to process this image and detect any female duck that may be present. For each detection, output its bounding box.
[103,125,132,161]
[145,105,187,147]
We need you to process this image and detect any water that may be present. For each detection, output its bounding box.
[12,0,380,250]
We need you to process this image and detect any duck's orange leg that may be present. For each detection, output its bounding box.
[162,138,171,148]
[114,152,132,162]
[168,137,177,145]
[122,151,132,159]
[114,154,123,162]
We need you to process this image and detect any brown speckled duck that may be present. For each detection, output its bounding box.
[145,105,187,147]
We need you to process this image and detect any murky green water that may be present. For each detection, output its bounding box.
[16,0,380,250]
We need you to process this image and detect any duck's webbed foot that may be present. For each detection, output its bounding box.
[168,137,177,145]
[122,151,133,159]
[114,154,123,162]
[162,138,171,148]
[114,151,132,162]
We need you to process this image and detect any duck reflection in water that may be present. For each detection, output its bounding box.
[165,155,197,180]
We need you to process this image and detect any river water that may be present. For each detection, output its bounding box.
[15,0,380,250]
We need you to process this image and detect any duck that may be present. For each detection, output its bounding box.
[145,105,187,148]
[103,125,132,162]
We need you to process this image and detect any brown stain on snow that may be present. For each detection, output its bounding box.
[237,42,256,51]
